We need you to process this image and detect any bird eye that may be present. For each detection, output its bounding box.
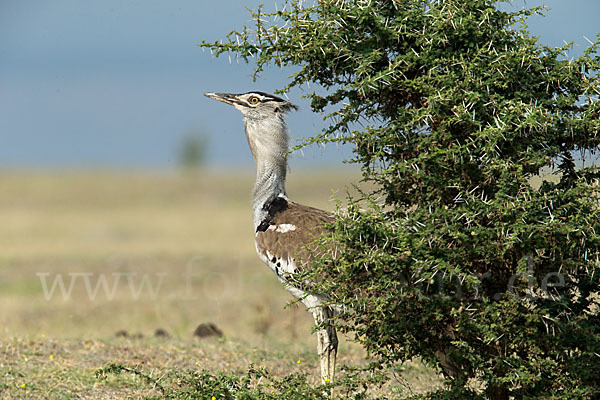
[248,96,259,105]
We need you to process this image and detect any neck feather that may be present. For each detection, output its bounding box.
[253,160,287,206]
[244,115,290,227]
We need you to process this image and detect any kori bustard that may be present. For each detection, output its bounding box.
[204,91,338,383]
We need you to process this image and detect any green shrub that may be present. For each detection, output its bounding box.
[201,1,600,399]
[96,362,385,399]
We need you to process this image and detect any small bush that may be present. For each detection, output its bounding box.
[96,362,387,399]
[180,134,208,170]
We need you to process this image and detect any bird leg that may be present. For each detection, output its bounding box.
[313,307,338,383]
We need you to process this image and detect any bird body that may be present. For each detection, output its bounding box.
[255,198,333,306]
[204,91,338,382]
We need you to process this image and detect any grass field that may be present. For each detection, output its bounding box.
[0,170,440,399]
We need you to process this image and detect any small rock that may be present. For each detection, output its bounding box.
[193,323,223,338]
[154,328,170,338]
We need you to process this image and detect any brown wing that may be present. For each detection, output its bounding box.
[255,199,334,276]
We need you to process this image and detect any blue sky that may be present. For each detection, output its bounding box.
[1,0,599,169]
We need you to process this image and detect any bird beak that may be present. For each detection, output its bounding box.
[204,92,238,106]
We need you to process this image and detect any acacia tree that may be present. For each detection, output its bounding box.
[202,1,600,398]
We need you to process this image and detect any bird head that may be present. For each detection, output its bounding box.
[203,91,298,120]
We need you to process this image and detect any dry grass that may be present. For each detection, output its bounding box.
[0,170,570,399]
[1,335,329,399]
[0,170,441,399]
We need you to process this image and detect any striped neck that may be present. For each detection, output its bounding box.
[244,115,290,228]
[252,161,288,226]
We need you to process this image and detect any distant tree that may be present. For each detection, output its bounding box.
[201,1,600,398]
[179,133,208,171]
